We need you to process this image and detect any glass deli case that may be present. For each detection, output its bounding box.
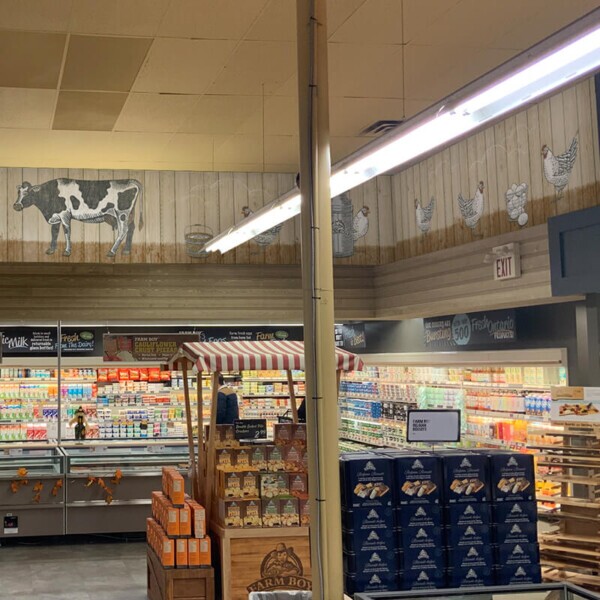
[0,444,65,537]
[62,441,192,535]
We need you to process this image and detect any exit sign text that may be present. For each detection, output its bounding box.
[493,243,521,281]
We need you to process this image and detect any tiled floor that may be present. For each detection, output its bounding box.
[0,538,147,600]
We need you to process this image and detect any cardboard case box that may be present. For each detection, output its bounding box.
[397,503,443,529]
[400,567,446,591]
[403,546,445,573]
[342,506,396,531]
[447,544,494,569]
[344,571,399,595]
[497,542,540,568]
[394,454,443,506]
[447,502,491,527]
[343,549,400,575]
[489,452,535,502]
[400,525,443,551]
[496,563,542,585]
[447,565,494,588]
[343,525,397,554]
[495,522,538,545]
[441,452,490,503]
[340,454,394,509]
[493,500,538,525]
[446,523,492,547]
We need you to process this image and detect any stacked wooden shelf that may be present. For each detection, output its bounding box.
[535,425,600,590]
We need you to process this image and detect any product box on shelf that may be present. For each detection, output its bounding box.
[343,524,397,554]
[397,503,443,530]
[440,452,490,503]
[495,522,538,545]
[492,500,538,526]
[280,497,300,527]
[242,499,262,527]
[299,497,309,526]
[273,422,294,446]
[401,525,443,551]
[218,499,244,528]
[488,452,535,502]
[446,565,494,588]
[403,546,445,573]
[340,454,394,508]
[261,497,281,527]
[260,472,290,498]
[496,563,542,585]
[400,567,446,590]
[447,544,494,570]
[218,470,260,499]
[343,549,400,576]
[394,454,443,506]
[289,473,309,499]
[496,542,540,568]
[282,446,307,473]
[344,571,398,596]
[341,505,396,532]
[250,445,267,470]
[176,538,189,568]
[266,445,286,472]
[186,498,206,538]
[445,522,491,547]
[446,503,491,528]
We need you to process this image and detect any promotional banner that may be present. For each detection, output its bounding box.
[103,334,200,362]
[2,328,96,356]
[424,309,516,348]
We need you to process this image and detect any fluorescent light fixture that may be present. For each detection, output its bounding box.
[204,11,600,254]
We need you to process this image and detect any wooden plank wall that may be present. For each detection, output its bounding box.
[390,77,600,260]
[0,263,375,322]
[374,224,583,320]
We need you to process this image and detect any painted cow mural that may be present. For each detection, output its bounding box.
[13,179,143,257]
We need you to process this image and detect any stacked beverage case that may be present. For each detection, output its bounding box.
[340,449,540,595]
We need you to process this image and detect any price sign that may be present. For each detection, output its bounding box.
[451,314,471,346]
[407,410,461,443]
[234,419,267,441]
[8,448,23,456]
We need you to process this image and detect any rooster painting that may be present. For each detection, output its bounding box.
[542,135,578,199]
[458,181,485,229]
[352,206,370,241]
[415,197,435,233]
[241,205,282,247]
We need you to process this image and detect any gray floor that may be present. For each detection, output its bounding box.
[0,540,147,600]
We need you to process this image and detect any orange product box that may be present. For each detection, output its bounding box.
[188,538,200,567]
[169,471,185,506]
[118,368,130,381]
[186,500,206,538]
[160,535,175,568]
[198,536,211,566]
[179,504,191,537]
[165,500,179,537]
[176,538,188,568]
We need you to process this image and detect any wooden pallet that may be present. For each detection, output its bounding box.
[147,547,215,600]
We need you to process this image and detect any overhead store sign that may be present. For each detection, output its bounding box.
[424,309,516,348]
[103,334,199,362]
[2,328,96,356]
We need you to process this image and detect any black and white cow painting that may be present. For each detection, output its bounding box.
[13,179,143,257]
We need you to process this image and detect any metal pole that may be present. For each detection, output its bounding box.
[296,1,343,598]
[57,320,62,444]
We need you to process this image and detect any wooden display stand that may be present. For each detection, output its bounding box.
[532,411,600,589]
[147,547,215,600]
[213,524,311,600]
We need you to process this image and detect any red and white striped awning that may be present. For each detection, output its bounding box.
[172,340,364,372]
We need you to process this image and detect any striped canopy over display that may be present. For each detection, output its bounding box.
[174,340,364,373]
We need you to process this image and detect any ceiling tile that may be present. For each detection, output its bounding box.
[69,0,170,36]
[158,133,215,164]
[246,0,296,42]
[402,0,461,43]
[0,31,66,88]
[404,44,517,102]
[0,87,56,129]
[133,38,236,94]
[114,93,199,132]
[331,135,369,162]
[61,35,152,92]
[403,98,437,119]
[272,75,298,97]
[328,43,403,98]
[207,41,296,96]
[158,0,268,39]
[264,135,299,167]
[264,96,298,135]
[0,0,72,32]
[53,91,128,131]
[180,95,262,134]
[329,96,405,136]
[330,0,403,44]
[327,0,369,36]
[214,134,264,165]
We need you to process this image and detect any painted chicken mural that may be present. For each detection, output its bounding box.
[542,135,578,199]
[415,197,436,233]
[241,205,282,247]
[458,181,485,229]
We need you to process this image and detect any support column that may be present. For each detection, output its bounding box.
[575,294,600,386]
[296,1,343,599]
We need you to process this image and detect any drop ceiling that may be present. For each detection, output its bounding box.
[0,0,596,172]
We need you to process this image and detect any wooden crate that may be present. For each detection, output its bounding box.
[213,525,311,600]
[147,546,215,600]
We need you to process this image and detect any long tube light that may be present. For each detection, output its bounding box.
[205,10,600,255]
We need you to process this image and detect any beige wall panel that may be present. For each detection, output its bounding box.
[82,169,100,263]
[7,167,23,262]
[0,168,7,261]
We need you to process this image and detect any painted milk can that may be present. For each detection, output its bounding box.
[331,193,354,258]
